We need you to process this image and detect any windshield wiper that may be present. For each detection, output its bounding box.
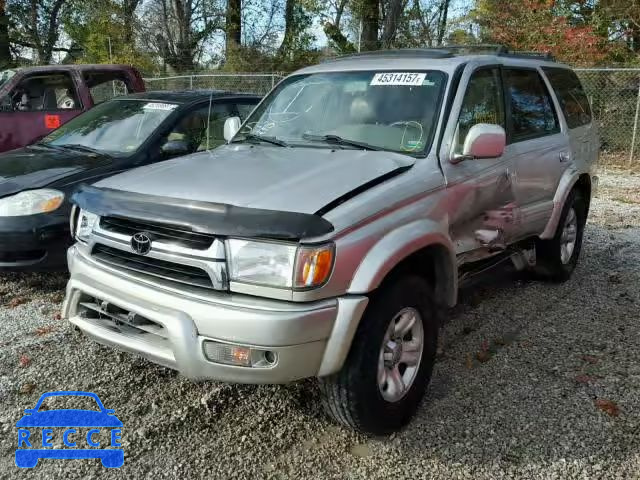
[301,133,382,151]
[241,133,289,147]
[60,144,105,155]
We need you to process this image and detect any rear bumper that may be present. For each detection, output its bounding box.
[63,246,368,383]
[0,214,70,270]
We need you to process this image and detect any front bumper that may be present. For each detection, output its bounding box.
[63,246,368,383]
[0,213,70,270]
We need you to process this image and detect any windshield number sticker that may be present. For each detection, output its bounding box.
[370,73,427,86]
[143,103,178,111]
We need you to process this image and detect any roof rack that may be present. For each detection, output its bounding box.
[324,48,454,62]
[325,44,555,63]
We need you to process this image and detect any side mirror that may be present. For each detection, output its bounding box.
[223,116,241,142]
[460,123,506,160]
[160,139,190,157]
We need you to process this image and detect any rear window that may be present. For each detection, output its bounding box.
[543,67,592,129]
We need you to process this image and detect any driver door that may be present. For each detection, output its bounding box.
[0,71,83,152]
[440,66,517,254]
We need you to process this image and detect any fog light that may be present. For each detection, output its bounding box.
[202,341,278,368]
[203,341,251,367]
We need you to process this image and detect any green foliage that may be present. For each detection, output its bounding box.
[63,0,157,73]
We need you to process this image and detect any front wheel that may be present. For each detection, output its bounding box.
[319,275,438,435]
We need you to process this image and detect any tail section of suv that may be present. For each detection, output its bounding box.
[63,47,598,435]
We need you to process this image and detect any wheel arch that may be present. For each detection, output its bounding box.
[347,220,457,307]
[540,170,592,240]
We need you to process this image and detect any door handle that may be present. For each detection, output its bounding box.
[559,152,570,163]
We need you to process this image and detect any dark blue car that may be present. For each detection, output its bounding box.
[15,391,124,468]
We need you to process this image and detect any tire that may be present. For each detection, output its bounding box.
[319,275,439,435]
[534,189,587,282]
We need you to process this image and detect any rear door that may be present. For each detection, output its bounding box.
[502,67,570,238]
[542,67,597,168]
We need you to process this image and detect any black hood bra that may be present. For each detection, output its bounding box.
[71,185,335,241]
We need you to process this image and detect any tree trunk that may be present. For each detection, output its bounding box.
[380,0,403,48]
[278,0,295,57]
[360,0,379,51]
[226,0,241,57]
[436,0,450,46]
[123,0,141,44]
[0,0,11,69]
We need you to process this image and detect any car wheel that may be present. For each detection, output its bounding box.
[318,275,438,435]
[534,189,587,282]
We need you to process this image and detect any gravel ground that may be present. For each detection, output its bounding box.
[1,169,639,479]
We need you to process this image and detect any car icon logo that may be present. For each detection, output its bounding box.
[131,232,152,255]
[15,391,124,469]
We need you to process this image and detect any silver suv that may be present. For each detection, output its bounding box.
[63,48,598,435]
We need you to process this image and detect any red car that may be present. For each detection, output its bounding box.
[0,64,145,153]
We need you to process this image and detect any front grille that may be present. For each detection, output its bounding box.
[92,244,215,289]
[78,295,167,339]
[100,216,215,250]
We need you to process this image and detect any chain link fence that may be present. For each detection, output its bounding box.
[575,68,640,167]
[144,70,640,168]
[144,74,282,96]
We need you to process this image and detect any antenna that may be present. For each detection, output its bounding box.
[206,90,213,151]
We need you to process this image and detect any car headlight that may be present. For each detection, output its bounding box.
[0,189,64,216]
[75,209,99,242]
[227,239,334,289]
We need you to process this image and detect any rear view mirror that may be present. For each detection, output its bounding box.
[462,123,506,159]
[161,139,190,157]
[224,116,241,142]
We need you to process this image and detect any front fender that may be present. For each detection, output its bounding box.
[347,219,457,307]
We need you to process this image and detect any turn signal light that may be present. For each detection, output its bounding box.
[294,244,334,288]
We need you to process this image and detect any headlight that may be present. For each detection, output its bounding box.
[0,189,64,216]
[75,209,99,242]
[227,239,297,287]
[227,240,334,289]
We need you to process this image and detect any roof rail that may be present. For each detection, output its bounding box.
[443,44,555,61]
[323,45,555,63]
[323,48,454,63]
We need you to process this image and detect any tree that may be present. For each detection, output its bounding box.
[276,0,320,69]
[359,0,379,50]
[0,0,11,69]
[9,0,69,63]
[141,0,224,72]
[226,0,241,58]
[394,0,453,48]
[474,0,612,66]
[63,0,156,71]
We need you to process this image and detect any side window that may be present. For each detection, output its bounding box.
[163,103,235,154]
[455,68,505,153]
[504,68,559,141]
[10,73,80,112]
[84,72,133,104]
[235,101,257,121]
[542,67,592,129]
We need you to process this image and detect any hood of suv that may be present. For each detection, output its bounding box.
[95,145,414,214]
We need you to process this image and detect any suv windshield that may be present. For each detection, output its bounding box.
[42,99,178,155]
[235,70,447,155]
[0,69,16,87]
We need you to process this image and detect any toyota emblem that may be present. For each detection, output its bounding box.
[131,232,152,255]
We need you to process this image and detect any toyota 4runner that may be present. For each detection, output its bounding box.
[63,47,599,435]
